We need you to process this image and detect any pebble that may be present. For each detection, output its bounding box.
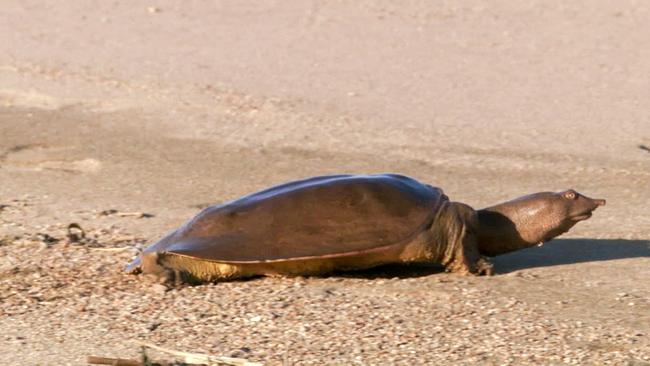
[150,283,169,295]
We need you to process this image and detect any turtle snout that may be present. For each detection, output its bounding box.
[586,197,606,211]
[568,194,605,221]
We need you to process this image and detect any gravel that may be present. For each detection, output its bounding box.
[1,208,648,365]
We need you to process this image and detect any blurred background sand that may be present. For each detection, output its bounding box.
[1,1,649,364]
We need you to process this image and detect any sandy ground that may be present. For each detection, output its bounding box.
[1,1,649,365]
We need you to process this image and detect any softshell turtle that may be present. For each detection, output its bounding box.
[126,174,605,283]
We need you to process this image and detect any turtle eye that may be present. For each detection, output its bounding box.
[563,191,576,200]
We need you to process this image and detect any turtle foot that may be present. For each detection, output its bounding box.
[443,255,494,276]
[476,256,494,276]
[140,252,185,287]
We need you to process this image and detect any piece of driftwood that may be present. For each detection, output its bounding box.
[87,342,262,366]
[134,341,263,366]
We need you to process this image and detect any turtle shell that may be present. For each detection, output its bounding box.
[127,174,447,269]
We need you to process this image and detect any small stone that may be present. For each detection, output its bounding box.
[151,284,168,294]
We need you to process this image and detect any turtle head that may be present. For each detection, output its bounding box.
[476,189,605,256]
[558,189,606,222]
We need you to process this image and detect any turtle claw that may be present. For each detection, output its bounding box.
[476,256,494,276]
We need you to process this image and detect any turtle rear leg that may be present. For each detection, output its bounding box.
[140,252,184,286]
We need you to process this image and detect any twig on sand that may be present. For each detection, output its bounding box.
[133,341,264,366]
[639,144,650,153]
[90,246,137,252]
[115,212,154,218]
[100,209,154,218]
[86,356,145,366]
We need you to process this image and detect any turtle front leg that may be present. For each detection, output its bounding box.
[443,230,494,276]
[444,247,494,276]
[438,203,495,276]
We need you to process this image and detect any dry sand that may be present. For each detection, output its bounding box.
[1,1,649,364]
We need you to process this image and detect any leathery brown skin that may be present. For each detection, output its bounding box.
[476,189,606,257]
[128,184,605,284]
[134,200,495,284]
